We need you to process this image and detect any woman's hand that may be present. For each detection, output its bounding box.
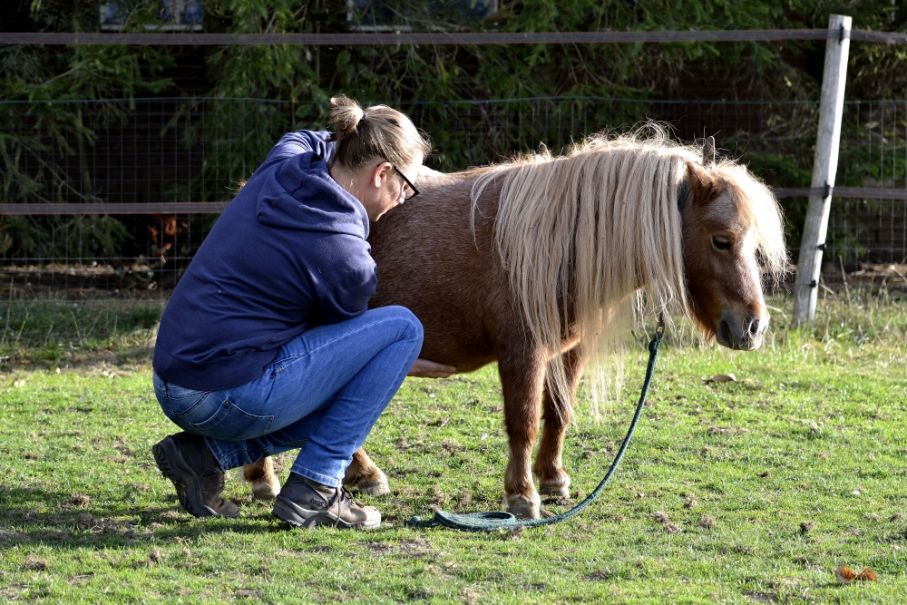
[408,358,456,378]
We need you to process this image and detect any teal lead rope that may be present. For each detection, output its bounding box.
[406,318,666,531]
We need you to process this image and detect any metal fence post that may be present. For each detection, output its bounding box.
[793,14,852,326]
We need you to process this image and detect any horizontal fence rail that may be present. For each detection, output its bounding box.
[2,30,907,46]
[3,187,907,216]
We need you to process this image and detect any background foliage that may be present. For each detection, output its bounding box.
[1,1,906,264]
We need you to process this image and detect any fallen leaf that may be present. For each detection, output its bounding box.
[704,373,737,384]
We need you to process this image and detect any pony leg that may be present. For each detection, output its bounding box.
[498,346,547,519]
[342,447,390,496]
[243,456,281,499]
[534,346,587,498]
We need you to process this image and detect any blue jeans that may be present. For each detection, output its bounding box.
[152,306,423,487]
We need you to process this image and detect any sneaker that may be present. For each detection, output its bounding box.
[152,432,239,518]
[272,473,381,530]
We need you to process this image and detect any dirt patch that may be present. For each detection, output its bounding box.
[828,263,907,291]
[0,262,176,300]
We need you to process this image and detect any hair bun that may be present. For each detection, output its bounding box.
[330,95,365,139]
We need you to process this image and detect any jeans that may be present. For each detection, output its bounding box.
[152,305,423,487]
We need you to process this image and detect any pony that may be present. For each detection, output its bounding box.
[244,126,787,519]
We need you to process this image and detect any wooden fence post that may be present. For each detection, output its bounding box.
[793,14,852,326]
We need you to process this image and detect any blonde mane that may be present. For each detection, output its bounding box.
[470,126,785,415]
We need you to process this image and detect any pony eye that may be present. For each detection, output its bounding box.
[712,236,732,251]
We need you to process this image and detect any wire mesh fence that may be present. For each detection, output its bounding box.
[1,95,905,299]
[834,100,907,267]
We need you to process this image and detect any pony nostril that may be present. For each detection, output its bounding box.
[746,316,762,337]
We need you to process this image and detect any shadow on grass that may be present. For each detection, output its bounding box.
[0,486,287,549]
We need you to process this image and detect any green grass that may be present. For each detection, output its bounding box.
[0,290,905,603]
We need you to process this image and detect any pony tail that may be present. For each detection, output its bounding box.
[330,95,365,140]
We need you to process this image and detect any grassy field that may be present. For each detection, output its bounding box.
[0,289,905,604]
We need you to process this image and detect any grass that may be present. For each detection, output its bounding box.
[0,289,905,604]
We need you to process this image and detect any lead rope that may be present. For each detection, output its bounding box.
[405,317,665,531]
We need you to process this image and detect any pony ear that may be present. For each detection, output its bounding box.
[703,136,716,166]
[685,161,718,206]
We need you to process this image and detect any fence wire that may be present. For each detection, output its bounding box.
[1,96,905,299]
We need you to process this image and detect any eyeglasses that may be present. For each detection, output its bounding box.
[392,165,420,201]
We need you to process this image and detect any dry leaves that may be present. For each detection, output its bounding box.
[708,426,749,436]
[654,511,681,534]
[24,556,48,571]
[835,566,878,583]
[148,548,162,565]
[463,587,480,605]
[68,493,91,507]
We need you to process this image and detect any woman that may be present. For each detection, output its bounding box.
[151,96,449,530]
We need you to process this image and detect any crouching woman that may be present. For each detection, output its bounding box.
[151,96,443,530]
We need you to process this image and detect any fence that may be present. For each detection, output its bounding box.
[1,95,906,299]
[2,27,906,301]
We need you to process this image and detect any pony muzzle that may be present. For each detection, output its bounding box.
[716,310,767,350]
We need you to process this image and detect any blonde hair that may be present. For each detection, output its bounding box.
[472,125,787,417]
[329,95,431,170]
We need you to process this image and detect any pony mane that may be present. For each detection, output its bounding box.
[470,124,785,416]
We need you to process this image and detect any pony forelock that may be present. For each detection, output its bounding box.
[712,162,789,286]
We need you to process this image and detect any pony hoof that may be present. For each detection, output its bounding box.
[505,493,541,519]
[251,476,281,500]
[538,474,571,498]
[344,471,390,497]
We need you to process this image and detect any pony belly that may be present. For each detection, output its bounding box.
[418,338,497,373]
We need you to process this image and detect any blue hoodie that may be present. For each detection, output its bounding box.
[152,130,377,391]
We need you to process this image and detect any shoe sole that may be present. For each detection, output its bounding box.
[272,497,380,530]
[152,437,219,518]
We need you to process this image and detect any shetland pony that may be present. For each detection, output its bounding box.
[245,127,787,519]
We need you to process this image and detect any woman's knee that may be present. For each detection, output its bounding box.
[371,305,423,344]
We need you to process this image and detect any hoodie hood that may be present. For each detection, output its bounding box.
[255,150,370,239]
